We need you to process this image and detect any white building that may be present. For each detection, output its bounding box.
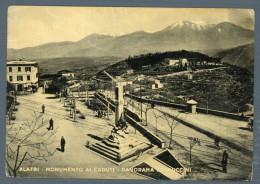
[58,70,75,77]
[152,80,163,89]
[167,58,188,67]
[168,59,180,66]
[180,58,188,66]
[7,60,38,91]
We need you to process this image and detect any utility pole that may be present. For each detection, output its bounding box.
[73,97,76,122]
[140,84,142,118]
[106,90,110,120]
[70,99,72,115]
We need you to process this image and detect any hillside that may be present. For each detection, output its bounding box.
[98,50,220,76]
[215,43,254,73]
[36,56,122,78]
[7,21,254,60]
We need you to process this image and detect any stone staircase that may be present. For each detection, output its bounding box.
[90,137,153,163]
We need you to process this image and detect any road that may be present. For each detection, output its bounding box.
[119,95,252,180]
[9,88,162,179]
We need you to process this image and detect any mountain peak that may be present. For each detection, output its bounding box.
[168,20,215,30]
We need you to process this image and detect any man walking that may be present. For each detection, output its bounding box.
[221,150,229,173]
[41,104,45,113]
[48,118,54,130]
[61,136,66,152]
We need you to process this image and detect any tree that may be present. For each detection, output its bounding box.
[152,110,164,136]
[188,137,200,166]
[6,112,58,177]
[163,113,184,149]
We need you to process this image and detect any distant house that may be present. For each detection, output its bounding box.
[137,74,145,81]
[166,58,188,67]
[168,59,180,66]
[180,58,188,66]
[126,69,134,74]
[58,70,75,77]
[186,74,193,80]
[152,80,163,90]
[142,65,151,70]
[7,60,38,91]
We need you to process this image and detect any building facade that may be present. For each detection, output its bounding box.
[7,60,38,91]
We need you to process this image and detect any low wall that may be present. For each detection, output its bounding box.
[95,92,165,148]
[196,107,249,121]
[126,94,187,110]
[126,94,250,121]
[124,108,165,148]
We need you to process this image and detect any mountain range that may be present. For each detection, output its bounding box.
[7,21,254,60]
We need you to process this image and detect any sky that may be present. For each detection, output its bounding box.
[7,6,254,49]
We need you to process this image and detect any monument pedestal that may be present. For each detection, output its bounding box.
[90,129,152,163]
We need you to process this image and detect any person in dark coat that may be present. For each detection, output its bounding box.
[61,136,66,152]
[41,104,45,113]
[48,118,54,130]
[214,137,220,148]
[221,150,229,173]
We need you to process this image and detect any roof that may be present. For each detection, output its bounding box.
[58,70,73,74]
[186,99,198,105]
[39,74,61,79]
[7,60,37,66]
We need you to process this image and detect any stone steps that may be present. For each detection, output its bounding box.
[90,139,152,162]
[90,144,118,160]
[95,143,119,157]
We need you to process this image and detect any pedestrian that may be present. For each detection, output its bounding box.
[41,104,45,113]
[61,136,66,152]
[221,150,229,173]
[48,118,54,130]
[214,137,220,148]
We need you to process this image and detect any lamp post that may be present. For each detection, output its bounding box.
[139,84,143,119]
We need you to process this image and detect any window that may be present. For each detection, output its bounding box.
[25,67,31,72]
[9,76,13,82]
[27,75,30,81]
[17,76,23,81]
[18,67,21,72]
[9,67,12,72]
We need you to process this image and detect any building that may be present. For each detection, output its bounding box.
[152,80,163,89]
[186,74,193,80]
[58,70,75,77]
[168,59,180,66]
[7,60,38,91]
[180,58,188,66]
[126,69,134,74]
[142,65,151,70]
